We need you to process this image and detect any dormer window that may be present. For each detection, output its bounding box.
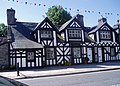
[41,30,52,38]
[100,31,111,39]
[68,30,81,38]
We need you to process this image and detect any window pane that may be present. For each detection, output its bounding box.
[46,48,54,59]
[100,31,111,39]
[69,30,81,38]
[73,48,81,58]
[41,30,52,38]
[27,52,34,60]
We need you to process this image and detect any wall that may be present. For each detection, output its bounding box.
[0,37,9,68]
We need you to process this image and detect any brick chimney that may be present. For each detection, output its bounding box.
[75,14,84,26]
[7,8,16,25]
[98,16,107,24]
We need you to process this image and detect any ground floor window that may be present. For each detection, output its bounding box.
[46,48,54,59]
[73,47,81,58]
[27,51,35,61]
[111,47,115,56]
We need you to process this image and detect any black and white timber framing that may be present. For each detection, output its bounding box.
[7,8,120,69]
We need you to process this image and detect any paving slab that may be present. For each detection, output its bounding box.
[0,62,120,79]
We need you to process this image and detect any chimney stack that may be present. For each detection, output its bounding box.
[98,16,107,24]
[7,8,16,25]
[76,14,84,26]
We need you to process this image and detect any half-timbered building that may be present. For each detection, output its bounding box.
[59,14,95,64]
[7,8,120,69]
[88,17,120,62]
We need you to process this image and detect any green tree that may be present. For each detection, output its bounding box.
[0,23,7,37]
[46,5,72,25]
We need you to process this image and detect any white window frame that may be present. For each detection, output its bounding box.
[100,31,111,39]
[41,30,52,38]
[69,30,81,38]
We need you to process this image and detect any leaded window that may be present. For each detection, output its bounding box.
[100,31,111,39]
[73,48,81,58]
[27,51,34,61]
[41,30,52,38]
[111,47,115,56]
[46,48,54,59]
[69,30,81,38]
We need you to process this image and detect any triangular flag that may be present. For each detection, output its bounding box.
[34,3,36,6]
[25,2,27,4]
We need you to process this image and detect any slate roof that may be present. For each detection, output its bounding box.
[59,14,84,32]
[88,22,106,34]
[11,21,43,49]
[59,17,75,32]
[11,39,43,49]
[89,22,116,34]
[14,22,38,40]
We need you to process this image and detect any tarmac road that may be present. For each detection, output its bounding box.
[18,69,120,86]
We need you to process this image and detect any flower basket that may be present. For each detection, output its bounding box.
[83,57,89,64]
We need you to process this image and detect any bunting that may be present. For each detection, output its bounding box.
[7,0,120,17]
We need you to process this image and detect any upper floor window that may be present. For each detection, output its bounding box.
[100,31,111,39]
[41,30,52,38]
[68,30,81,38]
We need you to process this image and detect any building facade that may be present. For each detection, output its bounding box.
[7,8,120,69]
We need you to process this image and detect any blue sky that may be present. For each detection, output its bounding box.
[0,0,120,27]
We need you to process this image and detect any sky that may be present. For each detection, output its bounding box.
[0,0,120,27]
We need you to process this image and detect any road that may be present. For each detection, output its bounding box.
[17,69,120,86]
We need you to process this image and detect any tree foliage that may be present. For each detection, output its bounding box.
[0,23,7,37]
[46,5,72,25]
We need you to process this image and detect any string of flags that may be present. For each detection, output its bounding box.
[7,0,120,16]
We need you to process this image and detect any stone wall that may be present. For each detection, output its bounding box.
[0,37,9,68]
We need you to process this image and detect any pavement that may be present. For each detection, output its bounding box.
[1,61,120,80]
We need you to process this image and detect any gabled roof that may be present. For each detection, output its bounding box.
[88,17,117,34]
[88,22,114,34]
[34,17,59,33]
[88,22,106,34]
[59,14,84,32]
[11,21,43,49]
